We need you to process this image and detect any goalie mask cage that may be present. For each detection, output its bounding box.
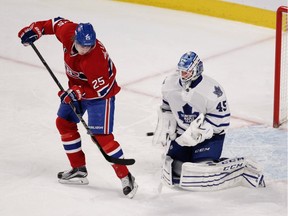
[273,6,288,128]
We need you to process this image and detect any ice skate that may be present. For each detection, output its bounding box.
[58,166,89,185]
[121,173,138,199]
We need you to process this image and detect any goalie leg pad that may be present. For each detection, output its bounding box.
[178,157,264,191]
[242,158,265,188]
[161,156,174,187]
[179,158,244,191]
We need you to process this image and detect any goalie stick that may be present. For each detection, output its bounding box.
[30,43,135,166]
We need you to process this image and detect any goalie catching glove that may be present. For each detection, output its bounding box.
[176,113,213,147]
[152,109,177,146]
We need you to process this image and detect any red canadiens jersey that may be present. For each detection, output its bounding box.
[39,17,120,100]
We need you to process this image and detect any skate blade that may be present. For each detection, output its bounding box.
[58,177,89,185]
[126,182,138,199]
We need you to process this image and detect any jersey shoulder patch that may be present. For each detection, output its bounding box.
[198,75,225,100]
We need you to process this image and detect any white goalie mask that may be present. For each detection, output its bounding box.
[177,51,204,85]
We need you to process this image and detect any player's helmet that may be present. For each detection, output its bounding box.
[75,23,96,46]
[177,51,203,82]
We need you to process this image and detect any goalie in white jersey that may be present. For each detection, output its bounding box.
[153,51,265,191]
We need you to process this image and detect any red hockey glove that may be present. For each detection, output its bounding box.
[58,85,84,104]
[18,22,43,46]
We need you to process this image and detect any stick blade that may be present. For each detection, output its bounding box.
[108,157,136,166]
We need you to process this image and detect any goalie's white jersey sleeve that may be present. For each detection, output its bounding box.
[161,74,230,135]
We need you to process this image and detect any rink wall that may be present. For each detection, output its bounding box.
[114,0,277,29]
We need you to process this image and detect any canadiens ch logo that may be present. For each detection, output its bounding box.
[65,63,88,81]
[177,103,199,124]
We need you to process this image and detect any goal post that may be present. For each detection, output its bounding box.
[273,6,288,128]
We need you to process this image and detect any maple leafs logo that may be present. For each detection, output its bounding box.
[213,86,223,97]
[177,103,199,125]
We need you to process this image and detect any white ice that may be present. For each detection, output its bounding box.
[0,0,287,216]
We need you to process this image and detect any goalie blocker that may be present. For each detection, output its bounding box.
[161,156,265,191]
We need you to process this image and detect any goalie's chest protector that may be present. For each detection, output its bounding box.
[162,74,223,128]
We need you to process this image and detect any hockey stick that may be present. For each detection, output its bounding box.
[30,43,135,166]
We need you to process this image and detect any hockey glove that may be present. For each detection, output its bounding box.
[176,113,213,147]
[152,109,177,146]
[58,85,84,104]
[18,22,43,46]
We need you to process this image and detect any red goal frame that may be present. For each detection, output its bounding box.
[273,6,288,128]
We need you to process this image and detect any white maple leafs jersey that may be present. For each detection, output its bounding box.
[161,74,230,135]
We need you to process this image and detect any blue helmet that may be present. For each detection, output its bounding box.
[75,23,96,46]
[177,51,203,81]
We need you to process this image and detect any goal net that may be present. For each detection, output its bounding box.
[273,6,288,128]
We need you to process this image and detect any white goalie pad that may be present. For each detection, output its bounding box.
[152,109,177,146]
[161,156,174,187]
[178,157,265,191]
[241,158,266,188]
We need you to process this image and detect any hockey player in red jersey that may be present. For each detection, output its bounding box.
[18,17,137,198]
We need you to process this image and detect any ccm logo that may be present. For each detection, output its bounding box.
[223,163,244,171]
